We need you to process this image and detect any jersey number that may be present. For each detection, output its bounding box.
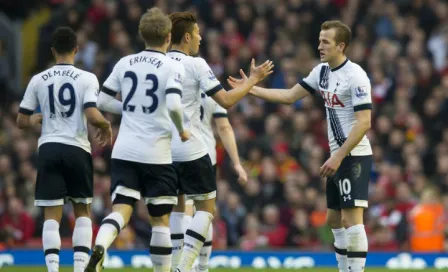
[123,71,158,114]
[48,83,76,118]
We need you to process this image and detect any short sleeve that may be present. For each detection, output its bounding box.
[103,60,123,96]
[19,76,39,115]
[350,70,372,112]
[83,74,100,109]
[213,103,227,118]
[298,64,324,94]
[165,63,185,97]
[196,58,223,97]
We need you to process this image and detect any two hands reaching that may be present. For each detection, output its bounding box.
[228,58,274,89]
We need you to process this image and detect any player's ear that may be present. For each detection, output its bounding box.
[166,32,172,45]
[50,47,56,58]
[74,46,79,55]
[338,42,345,53]
[184,32,190,43]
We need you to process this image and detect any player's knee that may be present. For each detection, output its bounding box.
[72,203,91,218]
[147,203,173,218]
[326,212,342,229]
[172,195,185,212]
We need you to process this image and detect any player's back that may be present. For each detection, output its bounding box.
[107,50,183,164]
[167,51,217,161]
[28,64,98,153]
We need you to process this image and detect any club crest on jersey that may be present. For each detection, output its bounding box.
[208,70,216,80]
[355,86,368,98]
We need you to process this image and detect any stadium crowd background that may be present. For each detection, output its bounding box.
[0,0,448,252]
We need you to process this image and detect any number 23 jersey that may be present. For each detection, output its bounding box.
[103,50,185,164]
[19,64,99,153]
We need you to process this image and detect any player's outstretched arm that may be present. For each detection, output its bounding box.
[215,117,247,185]
[228,71,310,104]
[211,59,274,109]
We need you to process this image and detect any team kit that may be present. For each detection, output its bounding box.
[17,7,373,272]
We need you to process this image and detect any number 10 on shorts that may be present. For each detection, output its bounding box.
[338,178,352,201]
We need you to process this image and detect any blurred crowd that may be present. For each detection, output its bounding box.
[1,0,448,252]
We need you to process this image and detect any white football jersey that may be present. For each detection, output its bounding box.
[19,64,99,153]
[103,50,185,164]
[299,59,372,156]
[200,93,228,165]
[167,50,223,162]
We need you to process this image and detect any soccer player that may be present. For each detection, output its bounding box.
[85,8,188,272]
[183,93,248,272]
[229,20,372,272]
[167,11,273,272]
[16,26,112,272]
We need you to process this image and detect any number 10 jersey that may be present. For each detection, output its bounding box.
[103,50,185,164]
[19,64,99,153]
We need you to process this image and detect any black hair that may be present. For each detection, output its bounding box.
[51,26,77,54]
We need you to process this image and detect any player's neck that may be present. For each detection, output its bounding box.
[170,45,189,56]
[328,55,347,70]
[55,56,75,65]
[145,45,167,54]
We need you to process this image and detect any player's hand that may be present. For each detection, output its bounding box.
[179,130,190,142]
[30,113,43,126]
[248,58,274,83]
[320,155,343,178]
[227,69,248,89]
[96,122,112,147]
[233,163,248,186]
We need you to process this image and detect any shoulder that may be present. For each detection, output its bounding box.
[192,57,210,69]
[347,61,369,79]
[164,57,185,74]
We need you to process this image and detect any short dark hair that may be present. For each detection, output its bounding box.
[321,20,352,53]
[169,11,197,44]
[139,7,172,47]
[52,26,77,54]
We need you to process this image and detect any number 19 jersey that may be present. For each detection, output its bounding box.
[19,64,99,153]
[103,50,185,164]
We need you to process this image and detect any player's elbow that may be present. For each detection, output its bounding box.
[359,118,371,131]
[16,115,29,129]
[217,123,232,134]
[168,103,182,114]
[96,93,107,111]
[216,98,232,109]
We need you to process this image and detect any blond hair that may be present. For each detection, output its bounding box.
[321,20,352,53]
[139,7,172,47]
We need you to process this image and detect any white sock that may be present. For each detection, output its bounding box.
[150,226,173,272]
[332,228,348,272]
[73,217,92,272]
[43,220,61,272]
[183,215,193,229]
[197,223,213,271]
[346,224,368,272]
[177,211,213,272]
[170,212,184,271]
[95,212,125,250]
